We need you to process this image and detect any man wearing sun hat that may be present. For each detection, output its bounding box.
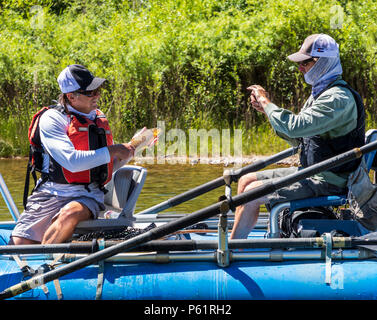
[10,65,138,245]
[231,34,367,239]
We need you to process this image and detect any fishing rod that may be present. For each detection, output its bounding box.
[137,146,298,215]
[1,236,377,255]
[1,141,376,300]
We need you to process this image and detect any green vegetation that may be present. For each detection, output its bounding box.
[0,0,376,157]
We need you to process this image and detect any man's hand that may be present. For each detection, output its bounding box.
[108,143,135,162]
[247,85,271,114]
[129,127,160,150]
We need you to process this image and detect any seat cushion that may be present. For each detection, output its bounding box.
[104,169,133,210]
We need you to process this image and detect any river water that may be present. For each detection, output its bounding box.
[0,158,232,221]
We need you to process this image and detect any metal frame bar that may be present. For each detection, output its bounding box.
[268,202,290,238]
[0,173,20,222]
[53,248,373,264]
[216,183,231,267]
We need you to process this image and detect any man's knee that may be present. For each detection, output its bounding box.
[243,180,270,206]
[56,201,92,227]
[9,236,39,245]
[244,180,264,192]
[238,173,258,193]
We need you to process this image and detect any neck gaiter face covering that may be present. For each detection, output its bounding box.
[304,56,343,98]
[68,105,97,120]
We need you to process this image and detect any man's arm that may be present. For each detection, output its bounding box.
[248,85,357,139]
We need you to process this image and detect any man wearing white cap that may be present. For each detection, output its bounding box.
[231,34,366,239]
[10,65,139,244]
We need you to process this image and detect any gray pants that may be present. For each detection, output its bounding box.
[256,167,347,207]
[11,191,104,242]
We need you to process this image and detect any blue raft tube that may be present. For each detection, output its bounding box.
[1,208,377,300]
[1,131,377,300]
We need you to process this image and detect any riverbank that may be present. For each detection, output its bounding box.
[1,154,300,167]
[132,154,299,166]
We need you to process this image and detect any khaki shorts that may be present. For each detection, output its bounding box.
[256,167,347,207]
[11,191,104,242]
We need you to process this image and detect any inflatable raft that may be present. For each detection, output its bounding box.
[1,131,377,300]
[1,224,377,300]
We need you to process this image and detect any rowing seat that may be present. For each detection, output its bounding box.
[268,129,377,238]
[74,165,147,234]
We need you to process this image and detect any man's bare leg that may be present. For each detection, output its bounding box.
[42,201,92,244]
[230,180,269,239]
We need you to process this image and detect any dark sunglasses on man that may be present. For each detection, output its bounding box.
[76,88,101,97]
[299,58,317,67]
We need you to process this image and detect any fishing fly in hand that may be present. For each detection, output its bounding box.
[129,127,160,152]
[247,85,271,114]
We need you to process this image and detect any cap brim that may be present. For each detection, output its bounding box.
[287,52,312,62]
[86,77,106,91]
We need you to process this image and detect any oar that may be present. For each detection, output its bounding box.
[1,142,376,300]
[137,146,298,215]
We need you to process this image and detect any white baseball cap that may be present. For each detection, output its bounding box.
[57,64,106,93]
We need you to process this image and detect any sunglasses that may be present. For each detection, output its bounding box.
[299,58,315,67]
[76,88,101,97]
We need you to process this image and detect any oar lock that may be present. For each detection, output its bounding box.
[219,200,231,214]
[20,262,54,280]
[222,169,237,186]
[218,169,237,213]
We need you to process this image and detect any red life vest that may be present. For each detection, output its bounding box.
[24,105,114,207]
[50,108,114,185]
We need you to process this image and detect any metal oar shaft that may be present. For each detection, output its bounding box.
[137,147,298,215]
[233,147,298,178]
[0,143,374,299]
[231,145,368,209]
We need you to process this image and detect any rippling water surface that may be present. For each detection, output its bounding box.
[0,158,232,221]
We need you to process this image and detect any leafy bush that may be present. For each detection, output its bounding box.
[0,0,376,156]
